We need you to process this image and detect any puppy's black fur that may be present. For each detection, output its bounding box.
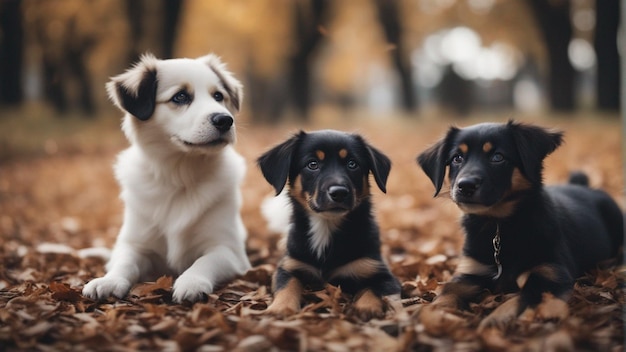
[417,121,623,326]
[258,130,401,319]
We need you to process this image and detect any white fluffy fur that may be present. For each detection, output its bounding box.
[260,190,292,235]
[82,53,250,303]
[261,191,342,259]
[307,214,342,259]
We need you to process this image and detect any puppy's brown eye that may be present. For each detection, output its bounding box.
[172,91,192,105]
[452,154,464,164]
[347,160,358,169]
[491,153,504,163]
[307,160,319,170]
[213,92,224,102]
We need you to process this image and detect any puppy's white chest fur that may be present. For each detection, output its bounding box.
[307,214,342,259]
[115,145,246,272]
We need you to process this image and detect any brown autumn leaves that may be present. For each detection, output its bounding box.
[0,119,623,351]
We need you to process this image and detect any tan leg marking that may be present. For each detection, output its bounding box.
[478,295,521,332]
[455,256,495,277]
[328,258,382,281]
[517,264,561,289]
[352,289,384,320]
[280,256,322,280]
[266,278,303,316]
[535,293,569,321]
[516,271,530,289]
[419,294,466,336]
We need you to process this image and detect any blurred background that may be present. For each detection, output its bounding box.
[0,0,622,127]
[0,2,624,350]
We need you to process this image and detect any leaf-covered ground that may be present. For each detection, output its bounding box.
[0,115,623,351]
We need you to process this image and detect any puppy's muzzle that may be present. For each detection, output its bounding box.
[211,113,233,132]
[328,185,350,203]
[457,176,482,197]
[314,182,354,213]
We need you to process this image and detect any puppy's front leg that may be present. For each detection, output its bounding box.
[173,245,250,303]
[82,241,152,300]
[420,278,485,334]
[266,267,304,316]
[420,256,493,335]
[352,289,386,320]
[479,263,572,330]
[328,257,401,320]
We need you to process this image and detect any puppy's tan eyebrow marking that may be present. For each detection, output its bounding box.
[338,149,348,159]
[316,150,325,160]
[459,143,469,154]
[482,142,493,153]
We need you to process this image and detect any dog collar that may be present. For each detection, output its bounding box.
[492,224,502,280]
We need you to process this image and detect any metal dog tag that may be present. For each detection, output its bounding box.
[492,225,502,280]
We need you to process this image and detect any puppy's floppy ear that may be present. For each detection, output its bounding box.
[356,136,391,193]
[507,120,563,185]
[257,131,304,195]
[199,54,244,113]
[417,126,459,197]
[106,53,158,121]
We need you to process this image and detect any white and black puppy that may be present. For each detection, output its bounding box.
[82,53,251,303]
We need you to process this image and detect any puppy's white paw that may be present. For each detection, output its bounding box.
[82,276,132,301]
[172,274,214,303]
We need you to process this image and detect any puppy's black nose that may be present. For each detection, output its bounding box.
[457,176,481,196]
[211,114,233,132]
[328,185,350,203]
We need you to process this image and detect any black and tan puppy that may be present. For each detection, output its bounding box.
[257,130,401,320]
[417,121,623,330]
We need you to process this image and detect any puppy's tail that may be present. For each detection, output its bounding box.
[568,171,589,187]
[261,190,292,235]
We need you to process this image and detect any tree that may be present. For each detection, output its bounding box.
[527,0,575,111]
[35,15,96,115]
[0,0,24,106]
[373,0,417,112]
[289,0,329,120]
[594,0,620,111]
[125,0,184,62]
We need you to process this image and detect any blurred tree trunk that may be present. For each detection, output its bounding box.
[125,0,183,62]
[438,65,473,116]
[0,0,24,106]
[125,0,143,63]
[35,16,95,116]
[246,68,288,124]
[527,0,575,111]
[41,55,67,113]
[162,0,183,59]
[66,18,96,116]
[373,0,417,112]
[290,0,329,120]
[594,0,620,111]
